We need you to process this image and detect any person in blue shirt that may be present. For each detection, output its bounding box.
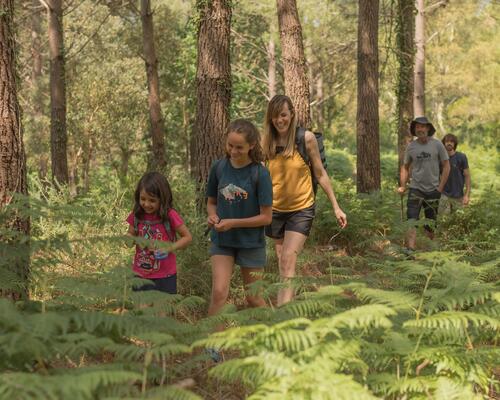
[206,119,273,318]
[439,133,471,213]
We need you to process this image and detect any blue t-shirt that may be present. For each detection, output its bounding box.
[206,158,273,248]
[443,152,469,198]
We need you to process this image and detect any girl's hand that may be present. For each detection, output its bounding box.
[334,208,347,229]
[214,219,234,232]
[207,214,220,226]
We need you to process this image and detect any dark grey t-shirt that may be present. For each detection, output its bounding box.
[443,152,469,198]
[404,137,449,192]
[206,158,273,248]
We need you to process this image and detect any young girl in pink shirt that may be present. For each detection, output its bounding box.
[127,172,192,294]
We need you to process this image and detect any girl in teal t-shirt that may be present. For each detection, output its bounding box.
[206,119,273,319]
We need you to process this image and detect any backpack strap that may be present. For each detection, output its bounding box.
[295,127,310,165]
[215,158,227,183]
[251,162,260,193]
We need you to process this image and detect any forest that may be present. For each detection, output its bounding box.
[0,0,499,399]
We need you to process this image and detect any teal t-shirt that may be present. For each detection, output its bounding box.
[206,158,273,248]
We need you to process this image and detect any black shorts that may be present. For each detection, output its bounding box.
[133,274,177,294]
[265,204,315,239]
[407,188,441,232]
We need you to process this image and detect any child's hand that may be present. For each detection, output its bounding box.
[207,214,220,226]
[214,219,234,232]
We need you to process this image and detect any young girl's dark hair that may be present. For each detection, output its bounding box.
[226,119,264,163]
[133,172,173,222]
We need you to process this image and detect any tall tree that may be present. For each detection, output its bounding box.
[193,0,232,188]
[0,0,30,298]
[267,34,277,99]
[31,0,49,180]
[414,0,425,116]
[276,0,311,128]
[141,0,167,171]
[395,0,415,171]
[356,0,380,193]
[46,0,69,185]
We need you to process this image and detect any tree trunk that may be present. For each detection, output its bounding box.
[31,0,43,88]
[140,0,167,172]
[82,136,93,194]
[276,0,311,128]
[316,69,325,131]
[0,0,30,299]
[47,0,69,186]
[193,0,232,190]
[414,0,425,116]
[267,35,276,100]
[356,0,380,193]
[31,0,49,181]
[395,0,415,173]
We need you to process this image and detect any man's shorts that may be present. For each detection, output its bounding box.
[265,204,315,239]
[210,243,266,268]
[407,188,441,232]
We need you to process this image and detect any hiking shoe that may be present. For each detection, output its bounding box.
[205,347,222,363]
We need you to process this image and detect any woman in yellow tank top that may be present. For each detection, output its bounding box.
[262,95,347,306]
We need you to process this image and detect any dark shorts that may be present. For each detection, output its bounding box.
[210,243,266,268]
[265,204,315,239]
[407,188,441,232]
[133,274,177,294]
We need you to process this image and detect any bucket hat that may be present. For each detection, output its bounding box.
[410,116,436,136]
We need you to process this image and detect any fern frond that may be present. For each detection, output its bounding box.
[209,351,296,387]
[249,371,380,400]
[311,304,396,338]
[352,286,419,312]
[403,311,500,331]
[0,369,141,400]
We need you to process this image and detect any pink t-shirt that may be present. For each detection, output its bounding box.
[126,209,184,279]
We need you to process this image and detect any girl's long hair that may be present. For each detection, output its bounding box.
[225,119,264,163]
[133,172,173,222]
[262,95,297,160]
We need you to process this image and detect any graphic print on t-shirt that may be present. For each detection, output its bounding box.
[137,224,166,273]
[416,151,431,160]
[220,183,248,202]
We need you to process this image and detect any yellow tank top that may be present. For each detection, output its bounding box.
[267,149,314,212]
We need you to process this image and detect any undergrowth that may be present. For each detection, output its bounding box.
[0,151,499,399]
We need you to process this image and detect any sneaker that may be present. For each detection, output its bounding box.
[205,347,222,363]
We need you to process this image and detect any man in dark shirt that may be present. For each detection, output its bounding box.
[439,133,471,213]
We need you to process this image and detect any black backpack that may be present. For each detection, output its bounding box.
[295,127,327,195]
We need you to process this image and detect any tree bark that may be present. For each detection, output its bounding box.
[0,0,30,299]
[356,0,380,193]
[193,0,232,189]
[414,0,425,116]
[276,0,311,128]
[267,35,276,100]
[31,0,49,180]
[140,0,167,171]
[47,0,69,186]
[396,0,415,173]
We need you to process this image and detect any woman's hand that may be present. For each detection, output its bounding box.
[334,207,347,229]
[214,219,235,232]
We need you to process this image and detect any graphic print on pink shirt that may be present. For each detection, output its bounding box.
[126,209,184,279]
